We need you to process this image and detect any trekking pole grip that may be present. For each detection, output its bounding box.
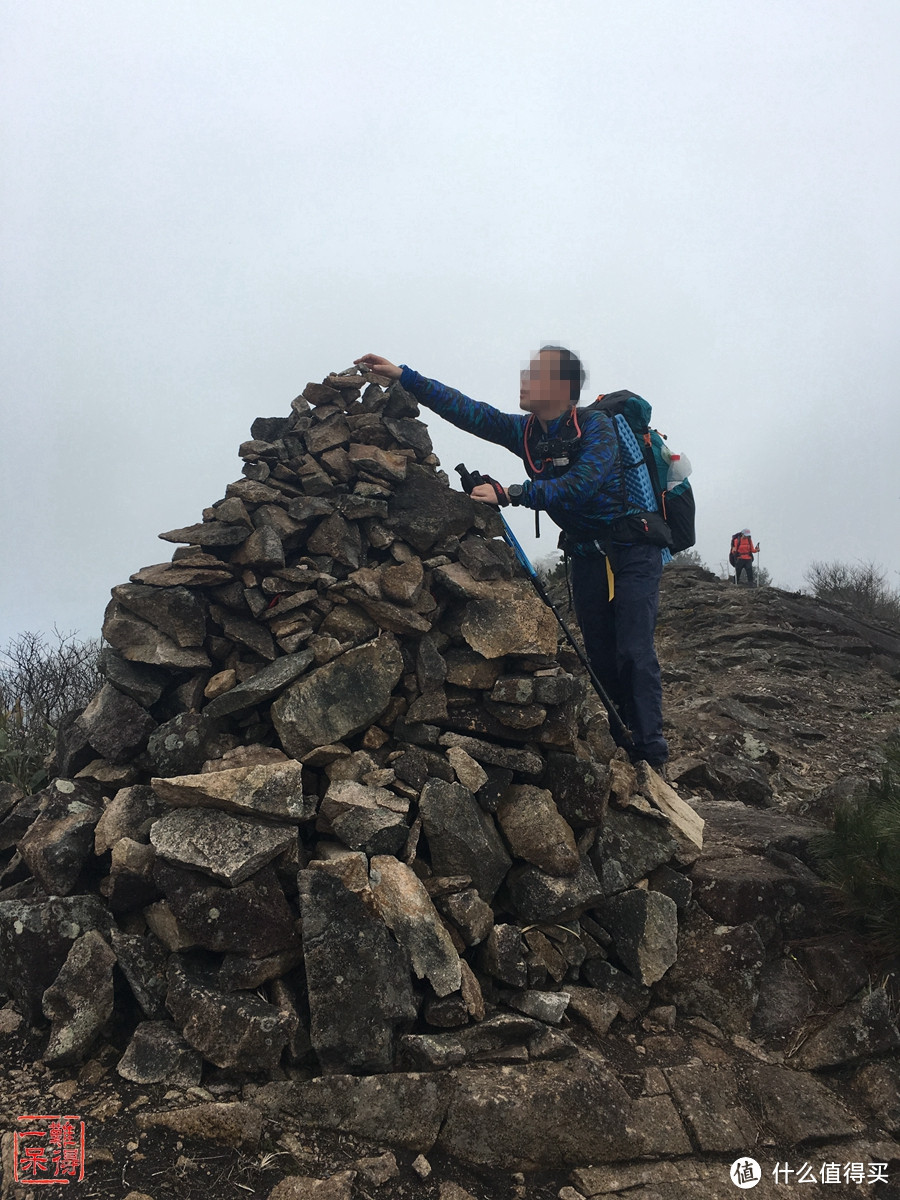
[455,463,484,495]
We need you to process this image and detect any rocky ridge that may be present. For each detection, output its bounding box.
[0,370,899,1199]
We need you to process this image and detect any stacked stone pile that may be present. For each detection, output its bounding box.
[0,367,704,1084]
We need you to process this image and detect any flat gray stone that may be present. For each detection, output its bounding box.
[319,780,409,856]
[146,712,235,778]
[654,904,765,1034]
[460,581,558,660]
[793,988,900,1070]
[664,1064,759,1152]
[508,990,571,1025]
[402,1014,544,1070]
[437,733,544,777]
[152,760,316,823]
[418,779,511,903]
[209,605,277,660]
[231,525,285,569]
[166,958,296,1072]
[299,867,417,1073]
[598,888,678,985]
[369,856,461,997]
[850,1060,900,1134]
[154,862,299,957]
[117,1019,203,1086]
[437,1054,643,1169]
[502,855,603,923]
[42,930,116,1066]
[0,894,113,1022]
[150,807,295,885]
[270,1071,453,1150]
[18,786,101,895]
[98,648,168,708]
[110,582,207,647]
[159,520,250,546]
[593,807,678,894]
[102,600,211,670]
[272,635,403,757]
[95,785,163,854]
[496,785,579,877]
[386,463,476,553]
[203,651,315,718]
[742,1061,866,1142]
[77,683,157,764]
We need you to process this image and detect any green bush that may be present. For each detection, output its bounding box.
[0,630,101,793]
[811,736,900,956]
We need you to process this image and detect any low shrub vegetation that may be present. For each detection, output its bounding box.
[805,559,900,629]
[812,736,900,957]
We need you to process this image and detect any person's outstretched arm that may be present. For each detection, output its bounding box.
[354,354,524,457]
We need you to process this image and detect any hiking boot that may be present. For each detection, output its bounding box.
[629,756,669,781]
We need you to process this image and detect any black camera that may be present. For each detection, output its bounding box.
[532,436,573,467]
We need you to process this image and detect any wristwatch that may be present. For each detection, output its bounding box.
[507,484,525,506]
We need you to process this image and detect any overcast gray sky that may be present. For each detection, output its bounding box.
[3,0,899,646]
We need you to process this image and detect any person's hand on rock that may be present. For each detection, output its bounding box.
[353,354,402,380]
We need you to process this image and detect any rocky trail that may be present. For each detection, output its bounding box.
[1,369,899,1200]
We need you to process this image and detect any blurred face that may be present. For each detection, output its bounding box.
[519,349,571,415]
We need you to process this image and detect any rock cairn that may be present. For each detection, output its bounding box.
[0,367,704,1083]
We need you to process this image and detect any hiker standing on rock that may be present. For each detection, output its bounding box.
[730,529,759,586]
[354,348,670,772]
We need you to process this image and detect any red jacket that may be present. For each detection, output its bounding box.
[731,535,758,561]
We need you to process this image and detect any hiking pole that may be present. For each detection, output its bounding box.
[455,464,634,751]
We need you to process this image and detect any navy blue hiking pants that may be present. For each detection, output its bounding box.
[735,559,754,585]
[570,543,668,766]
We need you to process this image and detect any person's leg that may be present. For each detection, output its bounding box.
[610,544,667,765]
[570,553,628,748]
[747,563,755,585]
[735,560,747,585]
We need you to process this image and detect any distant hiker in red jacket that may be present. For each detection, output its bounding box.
[730,529,760,586]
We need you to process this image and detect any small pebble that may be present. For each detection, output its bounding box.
[0,1006,23,1034]
[412,1153,432,1179]
[354,1152,399,1187]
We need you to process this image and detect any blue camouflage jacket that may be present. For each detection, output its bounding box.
[399,366,630,543]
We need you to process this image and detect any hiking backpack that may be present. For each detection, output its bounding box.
[586,390,697,553]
